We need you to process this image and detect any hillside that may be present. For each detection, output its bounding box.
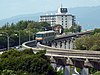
[0,13,42,26]
[68,6,100,30]
[0,6,100,30]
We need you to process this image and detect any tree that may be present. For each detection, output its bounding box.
[0,49,57,75]
[64,28,70,34]
[16,21,28,30]
[63,23,81,34]
[69,24,81,33]
[93,71,100,75]
[74,33,100,51]
[91,28,100,35]
[39,22,50,28]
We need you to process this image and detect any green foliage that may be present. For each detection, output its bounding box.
[0,49,57,75]
[1,48,21,58]
[89,68,97,74]
[93,71,100,75]
[36,50,46,57]
[74,33,100,51]
[1,69,15,75]
[64,28,70,33]
[57,70,63,75]
[0,21,50,49]
[22,48,34,55]
[91,28,100,35]
[69,24,81,33]
[0,69,31,75]
[74,36,88,50]
[90,45,100,51]
[64,23,81,34]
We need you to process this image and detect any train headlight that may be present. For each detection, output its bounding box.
[36,38,43,40]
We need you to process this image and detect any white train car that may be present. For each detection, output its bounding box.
[35,31,56,44]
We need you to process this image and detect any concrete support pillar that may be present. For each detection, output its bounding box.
[81,67,89,75]
[65,41,70,49]
[63,65,70,75]
[51,63,57,70]
[64,41,66,49]
[63,58,73,75]
[70,40,74,49]
[55,42,57,48]
[50,56,56,70]
[80,58,91,75]
[51,43,55,48]
[57,42,60,48]
[61,42,65,49]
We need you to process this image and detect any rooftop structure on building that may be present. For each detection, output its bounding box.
[39,5,75,29]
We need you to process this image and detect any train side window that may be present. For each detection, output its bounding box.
[36,34,43,37]
[42,34,44,37]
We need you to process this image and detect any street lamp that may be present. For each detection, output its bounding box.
[0,32,9,50]
[7,33,9,50]
[14,31,21,47]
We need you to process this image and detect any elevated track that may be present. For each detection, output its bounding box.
[22,40,100,60]
[1,31,100,70]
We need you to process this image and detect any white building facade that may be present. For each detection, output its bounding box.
[40,6,75,29]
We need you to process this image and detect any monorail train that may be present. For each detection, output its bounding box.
[35,31,56,44]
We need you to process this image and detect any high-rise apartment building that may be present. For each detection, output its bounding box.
[40,6,75,29]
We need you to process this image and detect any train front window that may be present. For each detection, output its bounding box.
[36,34,43,37]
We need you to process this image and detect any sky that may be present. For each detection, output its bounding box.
[0,0,100,20]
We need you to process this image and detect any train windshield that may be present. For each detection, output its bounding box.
[36,34,43,37]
